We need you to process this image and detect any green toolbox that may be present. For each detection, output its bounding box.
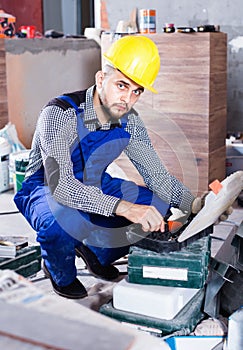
[100,288,205,336]
[0,245,42,278]
[127,236,211,289]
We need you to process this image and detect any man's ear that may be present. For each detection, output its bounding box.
[95,70,105,89]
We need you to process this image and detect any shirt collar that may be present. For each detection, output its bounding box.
[82,85,122,131]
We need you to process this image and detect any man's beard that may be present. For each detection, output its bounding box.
[104,103,128,119]
[99,95,128,120]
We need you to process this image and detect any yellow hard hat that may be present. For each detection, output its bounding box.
[103,35,160,93]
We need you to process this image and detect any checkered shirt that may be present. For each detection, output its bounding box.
[25,86,195,216]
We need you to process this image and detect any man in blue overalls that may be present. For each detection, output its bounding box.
[14,36,202,299]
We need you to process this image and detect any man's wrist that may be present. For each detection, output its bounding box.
[112,199,122,214]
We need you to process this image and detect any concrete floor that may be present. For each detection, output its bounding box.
[0,189,36,243]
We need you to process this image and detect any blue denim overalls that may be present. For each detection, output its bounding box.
[14,96,169,285]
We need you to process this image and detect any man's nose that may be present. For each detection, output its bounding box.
[120,90,132,103]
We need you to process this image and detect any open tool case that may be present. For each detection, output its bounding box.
[127,170,243,255]
[126,217,213,254]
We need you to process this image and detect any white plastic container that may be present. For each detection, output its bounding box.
[0,137,11,192]
[227,307,243,350]
[113,277,199,320]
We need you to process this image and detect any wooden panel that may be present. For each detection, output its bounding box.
[0,40,8,129]
[101,32,227,196]
[209,109,227,151]
[153,73,210,115]
[102,33,227,194]
[210,33,227,73]
[150,33,211,74]
[208,145,226,183]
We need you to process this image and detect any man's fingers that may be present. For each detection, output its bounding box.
[140,206,165,232]
[218,206,234,222]
[219,213,228,222]
[140,216,164,232]
[160,221,165,232]
[191,197,203,214]
[225,206,234,216]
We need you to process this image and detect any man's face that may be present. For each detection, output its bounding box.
[97,68,144,120]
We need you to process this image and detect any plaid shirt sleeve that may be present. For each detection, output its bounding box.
[27,105,119,216]
[124,113,195,213]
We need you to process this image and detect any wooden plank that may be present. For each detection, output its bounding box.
[153,73,210,115]
[0,300,135,350]
[0,39,8,129]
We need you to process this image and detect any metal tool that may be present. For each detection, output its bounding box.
[204,221,243,318]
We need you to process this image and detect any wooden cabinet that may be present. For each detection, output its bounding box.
[101,32,227,196]
[0,40,8,129]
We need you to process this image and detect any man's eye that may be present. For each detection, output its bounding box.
[118,83,125,90]
[133,90,142,96]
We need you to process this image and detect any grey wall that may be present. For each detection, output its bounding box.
[5,38,101,148]
[104,0,243,133]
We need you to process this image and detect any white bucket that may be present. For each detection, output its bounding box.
[0,137,11,193]
[9,150,31,193]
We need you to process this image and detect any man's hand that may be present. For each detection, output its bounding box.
[115,200,165,232]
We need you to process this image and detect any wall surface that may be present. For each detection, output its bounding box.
[4,38,101,148]
[101,0,243,133]
[0,0,43,34]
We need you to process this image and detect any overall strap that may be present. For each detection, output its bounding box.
[45,90,86,115]
[57,95,83,116]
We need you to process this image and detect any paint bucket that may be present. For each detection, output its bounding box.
[0,137,11,193]
[139,9,156,34]
[9,150,31,193]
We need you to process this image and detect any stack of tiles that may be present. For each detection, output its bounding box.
[0,245,42,278]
